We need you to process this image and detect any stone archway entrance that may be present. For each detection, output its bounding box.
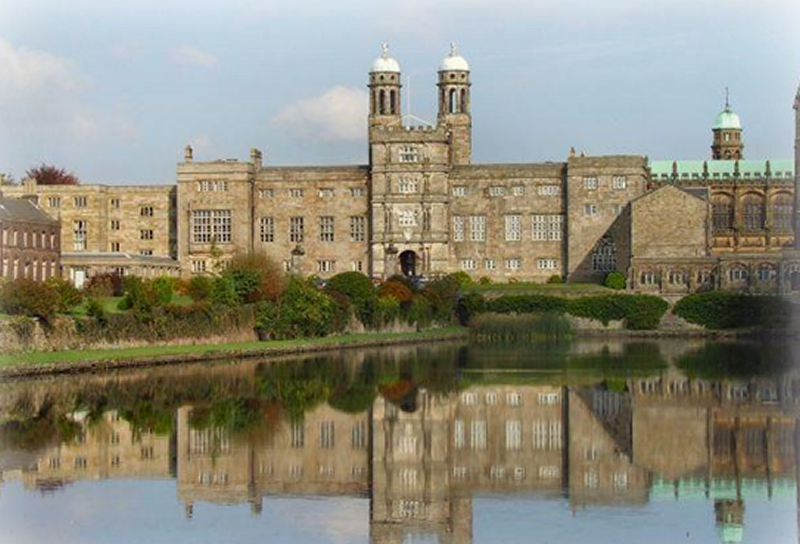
[791,271,800,292]
[399,250,418,277]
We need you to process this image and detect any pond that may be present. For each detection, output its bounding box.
[0,338,799,544]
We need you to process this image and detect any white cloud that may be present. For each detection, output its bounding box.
[272,86,369,142]
[171,46,218,68]
[0,38,139,146]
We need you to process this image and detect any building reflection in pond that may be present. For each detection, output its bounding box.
[1,342,799,544]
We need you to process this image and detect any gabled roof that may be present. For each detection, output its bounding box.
[0,197,58,225]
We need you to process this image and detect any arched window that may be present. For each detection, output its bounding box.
[379,90,386,115]
[772,193,793,231]
[390,90,397,115]
[711,194,734,232]
[591,236,617,272]
[757,264,776,282]
[460,89,468,114]
[727,265,749,282]
[742,194,765,231]
[449,89,458,114]
[371,91,376,115]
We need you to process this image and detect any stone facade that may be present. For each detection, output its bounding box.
[5,49,799,295]
[2,177,178,286]
[0,196,61,281]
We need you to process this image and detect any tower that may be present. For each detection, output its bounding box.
[794,79,800,250]
[368,44,402,131]
[437,43,472,165]
[711,89,744,160]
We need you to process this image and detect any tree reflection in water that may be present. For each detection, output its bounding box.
[0,338,799,543]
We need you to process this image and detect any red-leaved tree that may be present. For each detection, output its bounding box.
[26,164,80,185]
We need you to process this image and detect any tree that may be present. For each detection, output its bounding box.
[26,164,80,185]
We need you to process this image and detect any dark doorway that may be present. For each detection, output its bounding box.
[399,250,418,277]
[791,271,800,292]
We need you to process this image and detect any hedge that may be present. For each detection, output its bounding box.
[673,291,792,330]
[458,293,669,330]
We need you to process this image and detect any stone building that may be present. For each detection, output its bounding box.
[7,45,800,293]
[177,45,799,294]
[0,196,60,281]
[2,177,178,287]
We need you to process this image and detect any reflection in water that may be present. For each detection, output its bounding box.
[1,339,799,543]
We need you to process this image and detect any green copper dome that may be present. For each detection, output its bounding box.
[714,106,742,130]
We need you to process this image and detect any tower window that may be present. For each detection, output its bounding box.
[398,146,419,163]
[390,90,397,115]
[379,90,387,115]
[461,88,468,114]
[449,89,458,114]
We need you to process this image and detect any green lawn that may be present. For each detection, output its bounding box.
[464,282,614,298]
[0,327,468,368]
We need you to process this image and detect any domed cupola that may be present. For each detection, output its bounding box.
[368,44,402,126]
[371,43,401,74]
[439,43,470,72]
[711,89,744,160]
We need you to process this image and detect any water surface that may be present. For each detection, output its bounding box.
[1,338,798,543]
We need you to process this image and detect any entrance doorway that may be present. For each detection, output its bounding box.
[791,271,800,292]
[399,250,418,277]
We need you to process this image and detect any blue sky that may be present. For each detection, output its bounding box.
[0,0,798,184]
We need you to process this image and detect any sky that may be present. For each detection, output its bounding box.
[0,0,798,184]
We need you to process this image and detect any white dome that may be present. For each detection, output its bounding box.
[371,44,401,73]
[440,43,470,72]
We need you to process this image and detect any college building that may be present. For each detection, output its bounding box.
[5,45,800,293]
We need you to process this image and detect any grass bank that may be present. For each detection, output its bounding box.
[0,327,468,377]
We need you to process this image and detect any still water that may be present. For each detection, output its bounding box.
[0,338,799,544]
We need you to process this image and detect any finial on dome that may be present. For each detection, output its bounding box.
[725,86,730,109]
[381,43,389,58]
[450,42,458,56]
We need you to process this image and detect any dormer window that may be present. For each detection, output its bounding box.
[398,146,419,163]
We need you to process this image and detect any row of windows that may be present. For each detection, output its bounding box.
[258,216,367,244]
[1,258,58,281]
[459,257,558,271]
[452,419,562,451]
[711,194,793,232]
[502,214,564,242]
[1,228,57,250]
[46,196,157,213]
[460,391,559,406]
[582,176,628,191]
[257,186,365,199]
[196,180,228,192]
[639,265,778,285]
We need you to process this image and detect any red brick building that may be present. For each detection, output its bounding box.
[0,197,61,281]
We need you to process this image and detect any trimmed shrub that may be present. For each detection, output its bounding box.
[455,292,487,325]
[449,271,474,289]
[378,280,413,305]
[604,271,627,290]
[227,251,286,303]
[85,272,124,297]
[256,278,335,339]
[46,277,83,313]
[376,296,401,326]
[85,298,108,325]
[0,279,60,321]
[325,272,377,326]
[478,276,493,285]
[211,275,239,307]
[421,275,461,323]
[546,274,564,284]
[151,277,175,306]
[326,290,353,333]
[487,294,568,314]
[187,276,213,302]
[673,291,791,330]
[567,295,667,330]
